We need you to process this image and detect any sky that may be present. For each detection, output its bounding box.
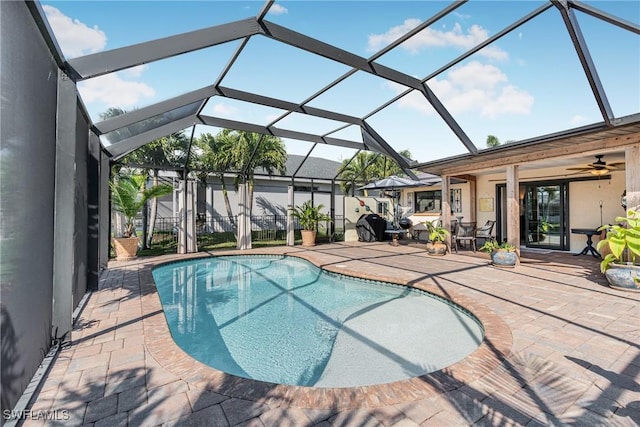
[43,1,639,164]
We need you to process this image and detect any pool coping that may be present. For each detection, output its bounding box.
[138,250,513,410]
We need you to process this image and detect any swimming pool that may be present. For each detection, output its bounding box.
[152,255,484,387]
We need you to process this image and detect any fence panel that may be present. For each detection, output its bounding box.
[148,214,346,250]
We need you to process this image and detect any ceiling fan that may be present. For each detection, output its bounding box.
[566,155,625,176]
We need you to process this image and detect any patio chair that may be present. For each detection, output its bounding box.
[450,219,458,236]
[454,221,477,252]
[475,220,496,245]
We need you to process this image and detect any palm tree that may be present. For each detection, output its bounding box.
[337,152,379,195]
[337,150,413,194]
[486,135,500,148]
[122,134,188,248]
[372,149,413,179]
[217,129,287,217]
[193,132,237,231]
[100,107,189,248]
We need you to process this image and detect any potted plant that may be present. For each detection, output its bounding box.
[290,200,332,247]
[425,220,449,256]
[480,239,518,267]
[596,209,640,291]
[110,172,173,260]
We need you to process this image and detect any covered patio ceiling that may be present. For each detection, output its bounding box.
[36,0,639,177]
[416,117,640,176]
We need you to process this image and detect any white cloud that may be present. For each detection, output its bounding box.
[42,5,107,58]
[212,103,239,116]
[367,18,422,52]
[122,65,148,78]
[447,61,507,90]
[387,61,533,119]
[481,85,534,118]
[43,6,158,112]
[269,4,288,15]
[78,73,155,108]
[570,115,588,125]
[368,20,507,61]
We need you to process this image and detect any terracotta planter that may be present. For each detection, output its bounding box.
[604,263,640,292]
[113,237,139,260]
[426,242,447,256]
[491,249,517,267]
[301,230,317,247]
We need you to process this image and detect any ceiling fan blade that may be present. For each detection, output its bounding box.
[608,162,625,168]
[566,167,592,171]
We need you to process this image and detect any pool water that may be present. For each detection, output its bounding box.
[152,255,483,387]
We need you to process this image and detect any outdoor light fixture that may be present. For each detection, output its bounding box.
[590,168,610,176]
[621,190,627,210]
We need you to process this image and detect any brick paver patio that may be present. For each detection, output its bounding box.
[20,242,639,426]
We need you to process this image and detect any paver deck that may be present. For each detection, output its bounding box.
[19,242,640,426]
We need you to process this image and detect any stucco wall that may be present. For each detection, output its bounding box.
[344,196,394,242]
[475,166,626,252]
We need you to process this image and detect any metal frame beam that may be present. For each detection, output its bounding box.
[199,115,364,150]
[570,0,640,34]
[553,0,614,125]
[260,20,423,91]
[67,18,262,80]
[361,121,418,180]
[94,85,217,134]
[94,84,362,138]
[292,143,318,178]
[107,116,200,159]
[216,86,362,125]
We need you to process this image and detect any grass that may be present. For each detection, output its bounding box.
[115,229,344,258]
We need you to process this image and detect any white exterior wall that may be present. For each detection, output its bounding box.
[344,196,394,242]
[475,166,626,252]
[157,176,344,222]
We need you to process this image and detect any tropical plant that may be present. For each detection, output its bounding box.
[337,150,413,194]
[479,239,516,254]
[596,209,640,273]
[425,220,449,243]
[486,135,500,148]
[193,132,236,231]
[216,129,287,217]
[337,152,378,195]
[101,107,188,247]
[110,173,173,238]
[290,200,332,231]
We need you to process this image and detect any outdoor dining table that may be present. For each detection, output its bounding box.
[385,229,405,246]
[571,228,601,258]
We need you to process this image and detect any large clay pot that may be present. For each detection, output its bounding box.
[426,242,447,256]
[491,249,517,267]
[604,263,640,292]
[301,230,317,247]
[113,237,139,260]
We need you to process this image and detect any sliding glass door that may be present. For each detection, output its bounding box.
[496,182,569,250]
[524,184,567,249]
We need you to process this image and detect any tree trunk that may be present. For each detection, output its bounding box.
[220,174,237,238]
[248,181,254,218]
[145,170,160,248]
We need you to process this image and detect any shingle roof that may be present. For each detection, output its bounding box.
[256,154,342,181]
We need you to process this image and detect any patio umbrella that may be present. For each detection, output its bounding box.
[359,175,422,191]
[359,176,423,227]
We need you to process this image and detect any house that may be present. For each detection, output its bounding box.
[154,154,346,229]
[403,127,640,254]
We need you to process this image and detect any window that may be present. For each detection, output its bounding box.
[377,201,389,215]
[294,186,319,192]
[415,189,462,213]
[416,190,441,212]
